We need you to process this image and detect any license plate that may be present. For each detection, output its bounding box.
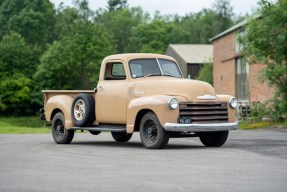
[179,116,192,124]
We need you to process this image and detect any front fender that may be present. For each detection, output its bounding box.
[216,94,237,123]
[126,95,187,133]
[45,95,75,129]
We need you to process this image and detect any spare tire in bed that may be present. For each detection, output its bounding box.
[71,93,95,127]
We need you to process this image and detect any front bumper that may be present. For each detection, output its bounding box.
[164,121,238,132]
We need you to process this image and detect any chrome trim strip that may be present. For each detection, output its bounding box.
[197,94,217,100]
[164,121,238,132]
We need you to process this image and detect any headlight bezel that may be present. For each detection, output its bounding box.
[168,97,179,110]
[229,97,238,109]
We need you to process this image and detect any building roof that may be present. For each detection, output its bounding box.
[210,15,261,42]
[167,44,213,64]
[210,20,247,42]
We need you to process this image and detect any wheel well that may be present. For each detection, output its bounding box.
[134,109,153,132]
[50,108,62,121]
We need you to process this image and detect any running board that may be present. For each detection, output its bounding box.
[70,125,126,132]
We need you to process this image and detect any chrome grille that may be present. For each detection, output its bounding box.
[179,102,228,124]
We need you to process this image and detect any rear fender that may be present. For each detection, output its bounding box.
[45,95,75,129]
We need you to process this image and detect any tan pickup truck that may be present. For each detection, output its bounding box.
[40,53,238,149]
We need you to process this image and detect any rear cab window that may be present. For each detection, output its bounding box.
[105,62,126,80]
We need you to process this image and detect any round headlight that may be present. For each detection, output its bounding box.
[229,97,238,109]
[168,98,178,110]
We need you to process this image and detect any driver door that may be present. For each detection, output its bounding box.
[96,61,128,124]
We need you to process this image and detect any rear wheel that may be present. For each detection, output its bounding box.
[52,112,74,144]
[199,131,229,147]
[139,112,169,149]
[111,132,132,142]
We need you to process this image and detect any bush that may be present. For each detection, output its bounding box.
[249,101,270,120]
[196,63,213,85]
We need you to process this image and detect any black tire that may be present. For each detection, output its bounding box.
[71,94,95,127]
[111,132,132,142]
[52,112,74,144]
[139,112,169,149]
[89,131,101,135]
[199,131,229,147]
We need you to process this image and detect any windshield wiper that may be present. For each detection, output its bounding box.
[162,74,178,78]
[144,73,162,77]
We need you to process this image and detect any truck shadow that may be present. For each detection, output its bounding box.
[70,141,205,150]
[71,141,143,149]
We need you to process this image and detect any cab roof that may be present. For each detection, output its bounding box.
[102,53,176,63]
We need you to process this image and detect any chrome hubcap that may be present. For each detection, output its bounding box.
[74,99,86,121]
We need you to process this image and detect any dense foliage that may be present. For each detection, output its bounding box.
[0,0,238,116]
[195,63,213,85]
[35,22,115,91]
[241,0,287,120]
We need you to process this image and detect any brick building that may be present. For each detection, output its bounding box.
[166,44,213,79]
[210,20,274,103]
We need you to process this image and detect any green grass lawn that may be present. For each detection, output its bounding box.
[0,116,50,134]
[239,120,287,130]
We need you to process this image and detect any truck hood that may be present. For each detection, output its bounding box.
[133,78,216,101]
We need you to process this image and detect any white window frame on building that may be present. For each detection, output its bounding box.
[235,30,249,102]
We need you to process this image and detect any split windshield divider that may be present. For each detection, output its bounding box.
[156,58,164,76]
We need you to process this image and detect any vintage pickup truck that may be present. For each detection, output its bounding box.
[41,53,238,149]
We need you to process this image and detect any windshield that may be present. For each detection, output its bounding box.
[129,59,182,78]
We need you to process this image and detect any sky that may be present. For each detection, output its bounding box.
[50,0,260,16]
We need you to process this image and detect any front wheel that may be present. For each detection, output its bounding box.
[52,112,74,144]
[111,132,132,142]
[199,131,229,147]
[139,112,169,149]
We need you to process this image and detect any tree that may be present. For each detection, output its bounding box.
[0,32,37,114]
[53,0,98,42]
[52,6,81,41]
[126,19,189,53]
[0,73,31,114]
[34,21,115,92]
[181,10,219,43]
[196,63,213,85]
[95,6,149,53]
[0,32,38,78]
[0,0,55,49]
[212,0,234,32]
[180,0,234,44]
[241,0,287,119]
[107,0,127,11]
